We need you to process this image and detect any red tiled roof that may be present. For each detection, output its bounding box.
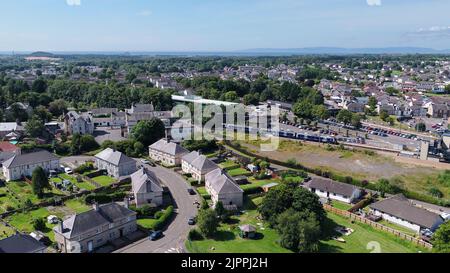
[0,142,19,153]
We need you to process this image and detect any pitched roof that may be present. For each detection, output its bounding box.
[54,203,136,239]
[308,177,359,197]
[131,168,163,194]
[3,150,59,169]
[369,194,444,229]
[95,148,135,166]
[205,169,243,195]
[183,151,219,174]
[0,141,19,153]
[149,139,188,156]
[0,234,46,253]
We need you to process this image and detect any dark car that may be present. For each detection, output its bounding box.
[188,217,196,225]
[149,231,163,241]
[187,188,196,195]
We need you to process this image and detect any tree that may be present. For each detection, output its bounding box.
[79,134,100,153]
[32,218,47,231]
[25,117,45,138]
[223,91,239,102]
[432,222,450,253]
[197,208,219,238]
[33,106,53,122]
[379,109,389,122]
[351,114,362,129]
[276,209,321,253]
[131,118,166,147]
[368,96,378,114]
[6,103,28,122]
[48,99,68,117]
[312,105,329,121]
[415,123,426,132]
[32,166,50,198]
[293,101,314,120]
[336,109,353,125]
[445,84,450,94]
[214,201,226,220]
[31,78,48,93]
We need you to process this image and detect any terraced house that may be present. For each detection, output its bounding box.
[53,203,137,253]
[205,168,244,209]
[148,139,188,166]
[182,151,219,183]
[94,148,137,178]
[2,150,60,181]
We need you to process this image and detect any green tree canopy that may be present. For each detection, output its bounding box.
[131,118,166,147]
[32,166,50,198]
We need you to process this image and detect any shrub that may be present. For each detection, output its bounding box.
[188,229,203,241]
[33,218,47,231]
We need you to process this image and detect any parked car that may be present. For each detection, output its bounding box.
[64,167,73,174]
[141,159,150,164]
[149,231,163,241]
[188,217,196,225]
[187,188,196,195]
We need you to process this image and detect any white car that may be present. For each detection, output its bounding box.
[64,167,73,174]
[141,159,150,164]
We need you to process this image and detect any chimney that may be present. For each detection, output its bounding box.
[93,202,99,211]
[124,197,129,209]
[59,220,64,233]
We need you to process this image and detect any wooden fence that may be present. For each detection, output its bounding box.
[323,204,433,249]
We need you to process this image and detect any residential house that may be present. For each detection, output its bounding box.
[369,194,445,233]
[53,203,137,253]
[148,139,189,166]
[0,234,46,253]
[5,102,33,120]
[181,151,219,183]
[306,177,363,204]
[427,103,450,118]
[0,122,25,139]
[205,168,244,209]
[130,168,164,207]
[2,150,60,181]
[64,111,94,135]
[94,148,137,178]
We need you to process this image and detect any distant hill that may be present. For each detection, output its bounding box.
[28,51,55,57]
[238,47,450,55]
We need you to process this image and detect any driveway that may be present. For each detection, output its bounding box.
[60,156,95,169]
[115,164,199,253]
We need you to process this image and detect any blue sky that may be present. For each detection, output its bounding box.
[0,0,450,51]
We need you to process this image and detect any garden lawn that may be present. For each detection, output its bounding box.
[0,223,15,240]
[227,168,251,177]
[5,207,58,242]
[0,186,23,212]
[92,176,116,187]
[58,174,96,191]
[186,197,292,253]
[64,199,91,214]
[319,212,428,253]
[330,200,353,211]
[219,160,240,170]
[196,187,210,198]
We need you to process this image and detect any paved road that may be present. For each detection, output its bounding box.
[115,164,199,253]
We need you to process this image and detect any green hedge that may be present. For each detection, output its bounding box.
[152,206,174,231]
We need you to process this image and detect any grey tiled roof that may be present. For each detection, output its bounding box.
[183,152,218,174]
[3,150,59,169]
[369,194,443,229]
[95,148,135,166]
[149,139,188,156]
[205,169,243,195]
[308,177,359,197]
[0,234,46,253]
[131,168,163,194]
[54,203,136,239]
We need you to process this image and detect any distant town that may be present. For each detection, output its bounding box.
[0,52,449,254]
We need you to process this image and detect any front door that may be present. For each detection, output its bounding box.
[87,241,93,252]
[119,228,124,237]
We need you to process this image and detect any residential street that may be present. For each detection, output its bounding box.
[115,164,199,253]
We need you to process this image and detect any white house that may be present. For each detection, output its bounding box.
[369,194,445,233]
[307,177,362,204]
[148,139,188,166]
[64,111,94,135]
[182,151,219,183]
[2,150,60,181]
[130,168,164,207]
[94,148,137,178]
[205,169,244,209]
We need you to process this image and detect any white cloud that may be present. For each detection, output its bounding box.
[137,10,152,16]
[66,0,81,6]
[366,0,382,6]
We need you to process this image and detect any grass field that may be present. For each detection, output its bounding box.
[91,176,116,187]
[227,168,251,177]
[319,213,427,253]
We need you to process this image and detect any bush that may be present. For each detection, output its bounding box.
[33,218,47,231]
[154,211,164,219]
[188,229,203,241]
[152,206,174,230]
[74,162,95,174]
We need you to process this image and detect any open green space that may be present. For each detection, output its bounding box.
[91,175,117,187]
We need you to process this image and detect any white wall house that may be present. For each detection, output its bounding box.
[182,151,219,183]
[369,194,445,233]
[64,111,94,135]
[148,139,188,167]
[131,168,164,207]
[307,177,362,204]
[205,169,244,209]
[94,148,137,178]
[2,150,60,181]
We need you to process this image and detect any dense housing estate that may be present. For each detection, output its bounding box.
[2,150,60,181]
